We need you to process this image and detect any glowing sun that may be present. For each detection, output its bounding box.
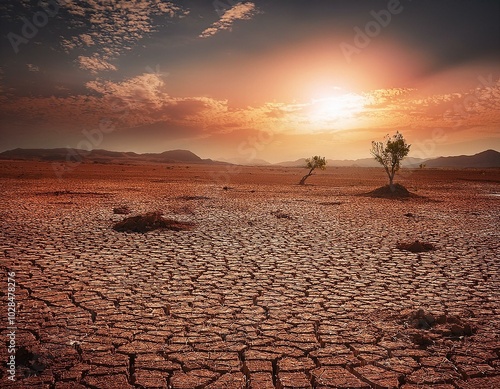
[308,92,366,123]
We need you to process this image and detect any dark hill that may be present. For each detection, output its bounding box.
[424,150,500,168]
[0,148,221,164]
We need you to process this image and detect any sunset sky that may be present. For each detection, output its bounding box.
[1,0,499,163]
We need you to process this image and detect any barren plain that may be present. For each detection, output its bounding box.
[0,161,499,389]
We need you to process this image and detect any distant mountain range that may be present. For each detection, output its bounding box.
[0,148,499,168]
[423,150,500,168]
[274,150,500,168]
[0,148,225,165]
[275,156,428,168]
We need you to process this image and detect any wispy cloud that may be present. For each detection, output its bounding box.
[77,55,117,74]
[359,82,500,131]
[200,2,259,38]
[59,1,189,72]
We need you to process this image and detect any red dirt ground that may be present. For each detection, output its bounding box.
[0,160,499,388]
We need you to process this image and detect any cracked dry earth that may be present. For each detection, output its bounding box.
[1,162,499,389]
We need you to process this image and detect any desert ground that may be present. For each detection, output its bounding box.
[0,160,499,389]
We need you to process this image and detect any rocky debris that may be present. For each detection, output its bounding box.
[112,211,195,233]
[397,240,436,252]
[402,309,477,346]
[411,332,435,349]
[404,309,441,330]
[16,346,51,378]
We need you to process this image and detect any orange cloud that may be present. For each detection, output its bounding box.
[200,2,260,38]
[1,69,498,161]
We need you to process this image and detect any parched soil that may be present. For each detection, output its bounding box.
[0,161,499,389]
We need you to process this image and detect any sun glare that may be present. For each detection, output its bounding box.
[308,93,366,123]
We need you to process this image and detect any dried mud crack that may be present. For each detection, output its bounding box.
[1,163,498,388]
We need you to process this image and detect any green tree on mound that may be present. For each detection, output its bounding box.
[371,132,410,192]
[299,156,326,185]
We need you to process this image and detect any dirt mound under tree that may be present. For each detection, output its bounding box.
[113,211,195,233]
[364,184,416,199]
